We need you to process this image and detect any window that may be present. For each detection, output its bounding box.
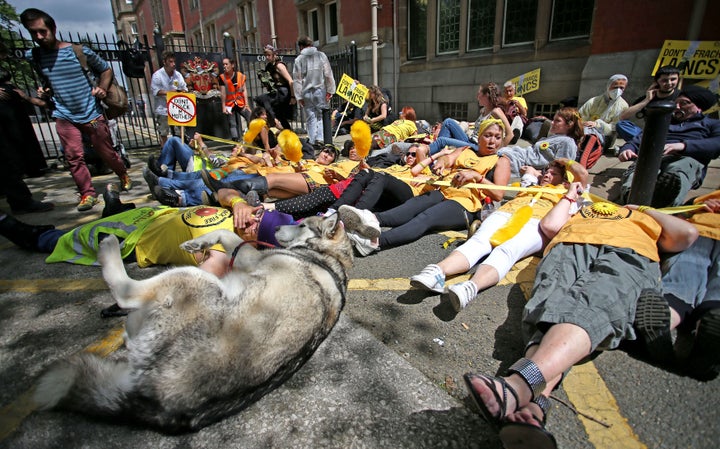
[407,0,427,59]
[440,102,468,121]
[206,24,217,48]
[189,0,199,10]
[326,2,338,43]
[437,0,460,54]
[550,0,594,41]
[503,0,537,47]
[130,22,138,35]
[242,5,251,32]
[467,0,496,51]
[307,9,319,44]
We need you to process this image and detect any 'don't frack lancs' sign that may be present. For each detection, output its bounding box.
[506,68,541,96]
[653,40,720,79]
[335,74,369,108]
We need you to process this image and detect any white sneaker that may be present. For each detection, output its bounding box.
[442,280,478,312]
[346,231,379,256]
[338,205,381,239]
[410,264,446,293]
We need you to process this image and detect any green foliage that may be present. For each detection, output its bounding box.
[0,0,37,91]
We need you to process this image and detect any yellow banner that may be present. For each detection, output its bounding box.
[167,92,197,127]
[335,74,368,108]
[507,68,541,96]
[653,40,720,79]
[694,78,720,114]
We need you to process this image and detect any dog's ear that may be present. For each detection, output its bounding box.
[322,213,341,239]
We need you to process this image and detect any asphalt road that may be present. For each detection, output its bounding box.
[0,148,719,448]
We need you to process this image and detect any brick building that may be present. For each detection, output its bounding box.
[110,0,720,123]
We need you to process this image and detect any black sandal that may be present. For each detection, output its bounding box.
[499,395,557,449]
[463,373,519,429]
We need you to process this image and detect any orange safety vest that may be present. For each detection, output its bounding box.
[221,71,247,108]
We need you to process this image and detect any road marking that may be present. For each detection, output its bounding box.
[564,364,648,449]
[0,274,648,449]
[0,325,125,441]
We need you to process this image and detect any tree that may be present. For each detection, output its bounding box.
[0,1,39,91]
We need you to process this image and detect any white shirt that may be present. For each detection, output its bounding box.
[150,68,187,115]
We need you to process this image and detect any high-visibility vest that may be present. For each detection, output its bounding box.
[221,71,247,108]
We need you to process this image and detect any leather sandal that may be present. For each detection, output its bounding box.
[499,395,557,449]
[463,373,519,429]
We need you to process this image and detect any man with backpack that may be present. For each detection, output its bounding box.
[21,8,132,212]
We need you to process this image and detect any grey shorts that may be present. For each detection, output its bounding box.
[155,114,170,136]
[523,243,661,351]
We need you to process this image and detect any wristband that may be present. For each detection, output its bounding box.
[561,195,576,203]
[229,196,246,208]
[418,162,427,169]
[637,205,654,213]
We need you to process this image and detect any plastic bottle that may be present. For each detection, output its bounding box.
[480,196,495,221]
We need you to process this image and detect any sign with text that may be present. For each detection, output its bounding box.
[653,40,720,79]
[335,74,368,108]
[167,92,197,127]
[506,68,541,96]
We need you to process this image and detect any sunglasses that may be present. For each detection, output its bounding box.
[407,152,417,157]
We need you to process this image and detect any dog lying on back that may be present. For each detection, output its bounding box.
[33,214,353,433]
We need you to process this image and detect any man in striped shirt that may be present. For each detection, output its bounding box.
[21,8,132,212]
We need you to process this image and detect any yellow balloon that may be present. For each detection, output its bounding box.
[351,120,372,158]
[243,118,266,144]
[489,205,533,247]
[278,129,303,163]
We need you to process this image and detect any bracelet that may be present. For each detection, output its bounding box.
[561,195,576,203]
[229,196,246,208]
[418,162,427,169]
[637,205,654,213]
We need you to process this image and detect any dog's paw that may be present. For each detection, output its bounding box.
[180,238,212,253]
[98,235,121,265]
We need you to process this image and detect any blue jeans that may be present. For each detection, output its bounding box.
[662,235,720,311]
[428,118,476,154]
[159,170,259,206]
[301,88,327,144]
[616,120,642,142]
[158,136,194,172]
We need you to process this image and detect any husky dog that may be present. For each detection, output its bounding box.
[33,214,353,433]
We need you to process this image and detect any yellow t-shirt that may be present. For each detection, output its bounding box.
[135,206,234,267]
[383,119,418,141]
[440,149,499,212]
[380,164,435,196]
[544,203,662,262]
[498,187,563,220]
[690,190,720,240]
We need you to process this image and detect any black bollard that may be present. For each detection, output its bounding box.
[627,100,676,206]
[322,107,332,144]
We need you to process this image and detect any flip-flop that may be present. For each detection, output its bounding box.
[499,420,557,449]
[463,373,518,429]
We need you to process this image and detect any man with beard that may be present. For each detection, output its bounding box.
[21,8,133,212]
[616,65,682,142]
[618,84,720,207]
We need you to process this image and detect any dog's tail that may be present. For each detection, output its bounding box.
[33,352,134,418]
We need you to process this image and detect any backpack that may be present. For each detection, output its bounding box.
[575,134,603,169]
[118,40,147,79]
[72,45,129,119]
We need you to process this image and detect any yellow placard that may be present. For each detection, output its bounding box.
[335,74,368,108]
[167,92,197,127]
[694,77,720,114]
[653,40,720,79]
[506,68,541,96]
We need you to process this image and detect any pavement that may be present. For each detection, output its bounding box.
[1,139,719,448]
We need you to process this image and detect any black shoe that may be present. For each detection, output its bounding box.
[100,303,129,318]
[688,308,720,381]
[143,167,159,194]
[0,214,55,250]
[245,190,261,207]
[651,172,682,208]
[147,154,166,177]
[153,186,182,207]
[634,289,674,364]
[232,176,269,196]
[200,169,228,194]
[102,183,125,218]
[509,128,522,145]
[11,200,54,215]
